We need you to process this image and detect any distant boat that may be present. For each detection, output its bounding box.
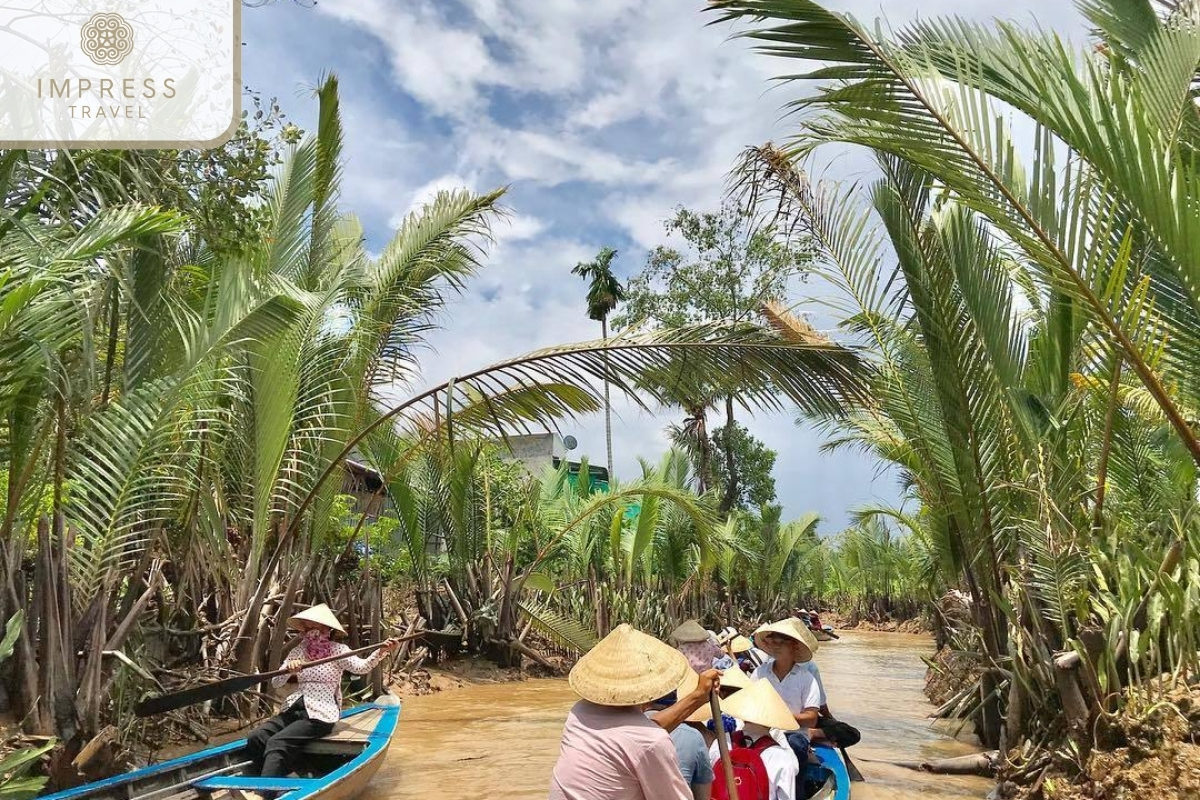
[41,700,400,800]
[813,625,840,642]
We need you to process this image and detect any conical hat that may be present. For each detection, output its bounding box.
[728,635,754,654]
[675,667,751,723]
[719,666,752,691]
[722,678,799,731]
[288,603,346,635]
[787,617,821,653]
[569,624,690,706]
[669,619,711,644]
[753,618,818,661]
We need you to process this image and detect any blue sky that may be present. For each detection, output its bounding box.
[239,0,1088,533]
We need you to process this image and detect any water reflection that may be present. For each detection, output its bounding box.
[364,631,991,800]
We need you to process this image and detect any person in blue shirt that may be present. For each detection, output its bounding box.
[647,691,715,800]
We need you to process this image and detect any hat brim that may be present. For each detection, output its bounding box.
[569,626,692,706]
[287,604,347,635]
[752,619,816,662]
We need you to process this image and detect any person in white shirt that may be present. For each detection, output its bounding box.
[709,678,801,800]
[749,618,821,764]
[787,625,861,750]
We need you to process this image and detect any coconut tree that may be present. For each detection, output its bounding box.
[572,246,626,482]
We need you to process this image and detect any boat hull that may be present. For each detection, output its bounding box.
[39,701,400,800]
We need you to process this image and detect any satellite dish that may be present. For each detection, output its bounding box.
[563,435,578,451]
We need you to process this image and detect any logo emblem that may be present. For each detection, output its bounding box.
[80,13,134,65]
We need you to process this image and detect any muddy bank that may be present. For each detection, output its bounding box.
[1005,685,1200,800]
[923,648,1200,800]
[823,609,930,634]
[389,654,565,700]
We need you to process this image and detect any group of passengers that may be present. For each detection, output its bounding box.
[548,615,860,800]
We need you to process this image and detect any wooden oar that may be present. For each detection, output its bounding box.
[709,691,739,800]
[840,745,865,782]
[134,634,420,717]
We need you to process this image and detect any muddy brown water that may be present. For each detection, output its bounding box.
[361,631,992,799]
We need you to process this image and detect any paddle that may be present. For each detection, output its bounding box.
[709,690,739,800]
[840,745,865,782]
[134,634,420,717]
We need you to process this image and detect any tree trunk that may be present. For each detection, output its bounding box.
[601,317,614,483]
[1092,357,1123,532]
[718,396,738,514]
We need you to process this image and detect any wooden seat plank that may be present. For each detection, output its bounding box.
[321,709,382,743]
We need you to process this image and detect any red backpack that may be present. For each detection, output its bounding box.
[710,732,777,800]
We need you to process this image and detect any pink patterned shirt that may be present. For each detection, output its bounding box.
[677,640,725,673]
[271,642,388,723]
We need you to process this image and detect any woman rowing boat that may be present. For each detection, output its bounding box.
[245,604,400,796]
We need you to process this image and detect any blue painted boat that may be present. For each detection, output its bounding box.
[800,743,851,800]
[40,700,400,800]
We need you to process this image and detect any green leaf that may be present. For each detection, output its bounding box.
[0,611,23,664]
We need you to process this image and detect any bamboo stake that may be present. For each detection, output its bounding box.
[709,691,738,800]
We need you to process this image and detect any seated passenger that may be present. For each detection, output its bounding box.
[750,619,821,764]
[708,679,801,800]
[670,620,727,673]
[549,623,720,800]
[782,619,860,750]
[647,686,715,800]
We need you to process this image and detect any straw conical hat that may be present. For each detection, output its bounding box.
[675,666,751,723]
[787,617,821,653]
[719,666,752,691]
[288,603,346,635]
[669,619,711,644]
[569,624,690,706]
[753,618,818,661]
[728,635,754,653]
[722,678,799,731]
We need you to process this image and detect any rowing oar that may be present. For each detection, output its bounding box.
[841,745,865,782]
[134,633,421,717]
[709,690,739,800]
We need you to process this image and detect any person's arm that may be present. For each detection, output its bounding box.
[794,707,820,728]
[335,638,401,675]
[795,673,822,728]
[272,647,303,687]
[776,751,800,800]
[635,739,694,800]
[653,670,720,732]
[819,703,832,718]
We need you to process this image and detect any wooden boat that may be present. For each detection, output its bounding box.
[813,627,836,642]
[800,743,852,800]
[40,699,400,800]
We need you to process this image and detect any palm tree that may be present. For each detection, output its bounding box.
[572,247,626,483]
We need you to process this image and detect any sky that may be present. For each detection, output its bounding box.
[238,0,1089,533]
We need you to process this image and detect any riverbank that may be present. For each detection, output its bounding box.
[1003,684,1200,800]
[388,654,565,700]
[822,609,929,634]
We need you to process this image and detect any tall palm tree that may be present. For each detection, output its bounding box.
[572,247,626,483]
